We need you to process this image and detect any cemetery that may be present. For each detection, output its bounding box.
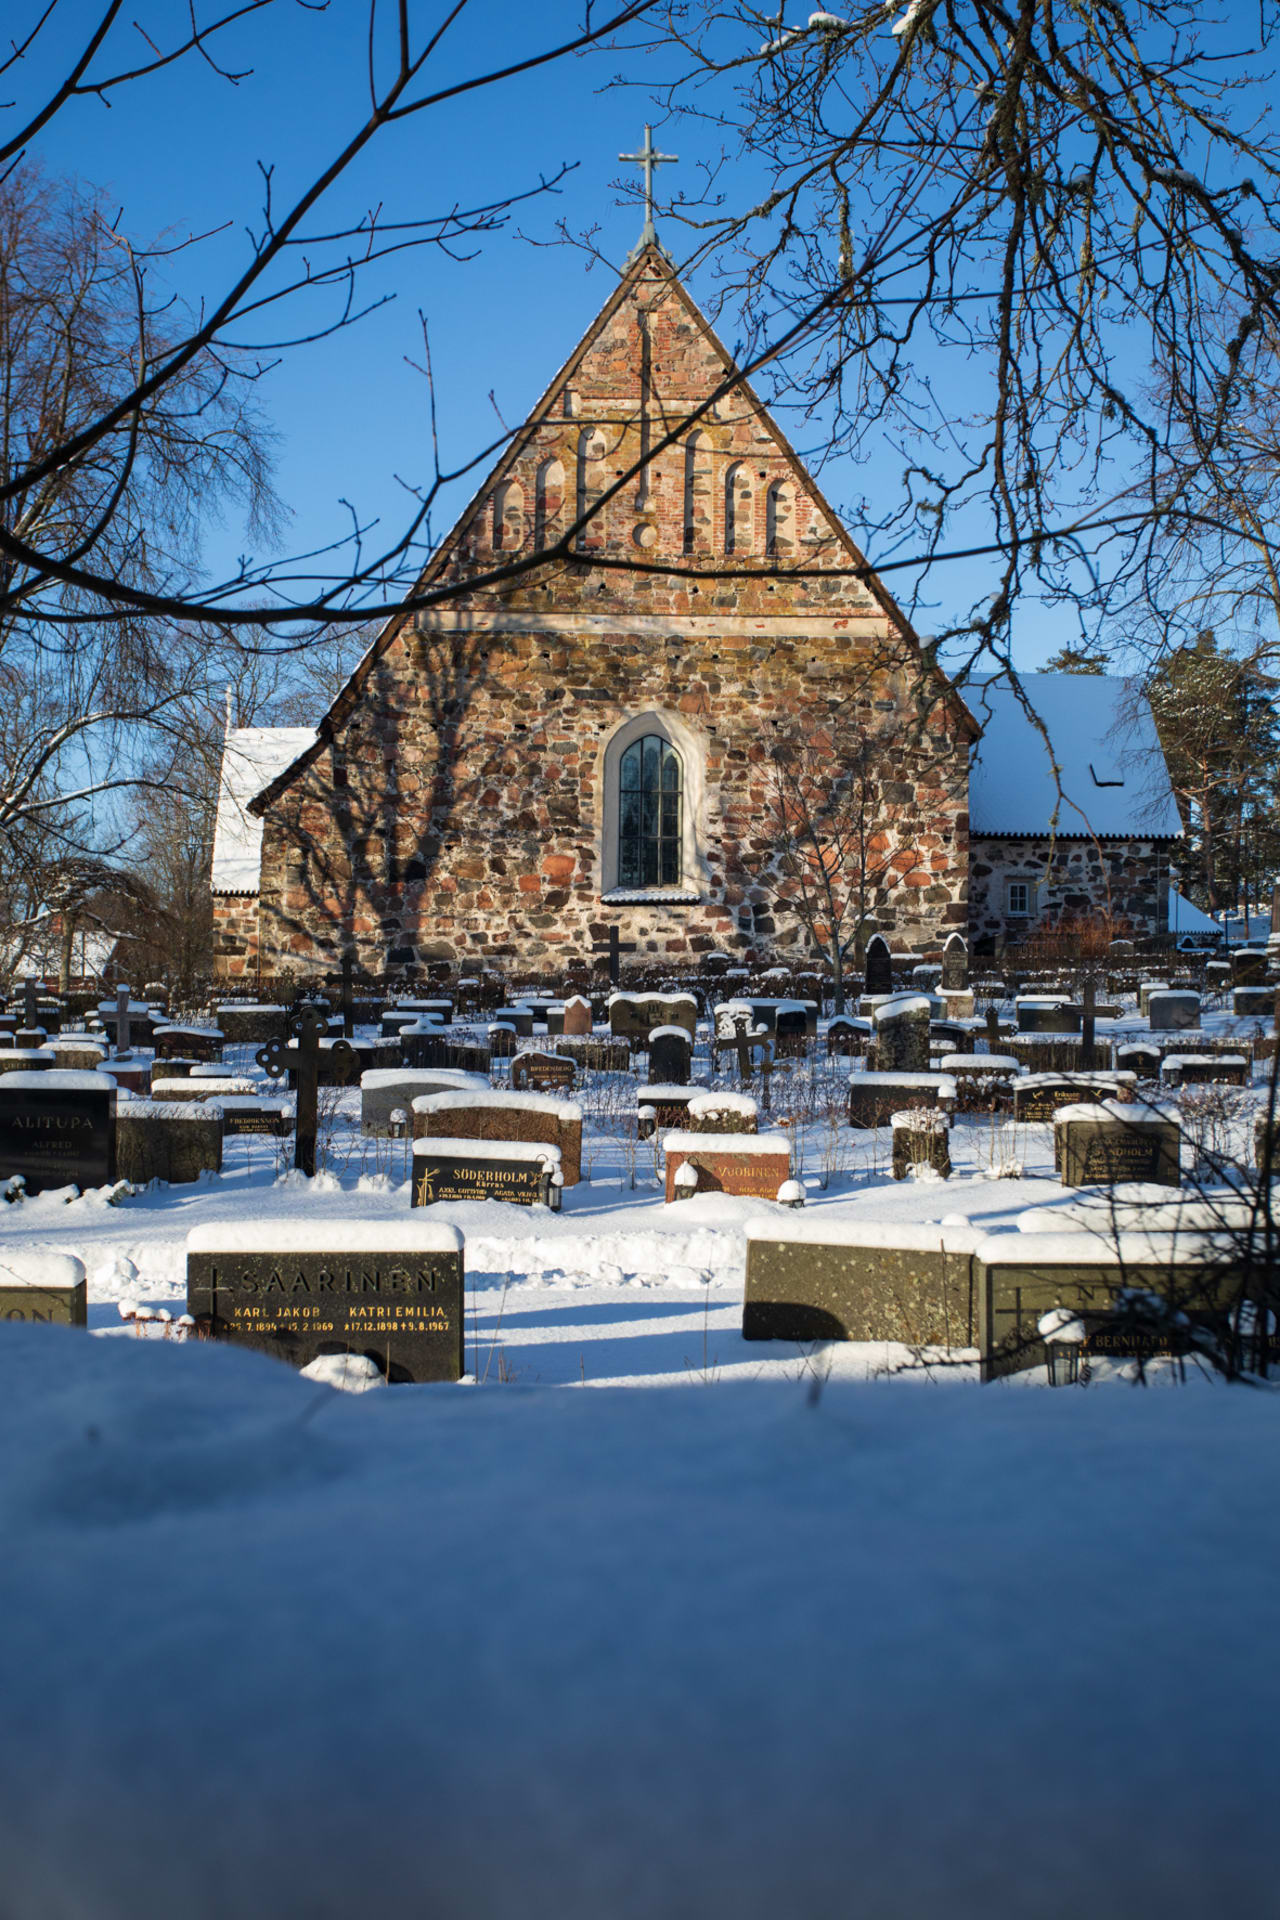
[0,948,1271,1390]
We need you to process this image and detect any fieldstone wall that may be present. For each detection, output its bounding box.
[969,835,1170,946]
[212,895,261,984]
[244,248,972,982]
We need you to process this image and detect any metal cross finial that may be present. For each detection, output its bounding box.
[619,123,678,247]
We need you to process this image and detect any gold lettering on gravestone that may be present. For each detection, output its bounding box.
[1080,1131,1164,1180]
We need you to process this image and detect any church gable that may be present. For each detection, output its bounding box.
[244,248,974,980]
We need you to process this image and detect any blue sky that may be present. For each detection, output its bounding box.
[20,2,1115,674]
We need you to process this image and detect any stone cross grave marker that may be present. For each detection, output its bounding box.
[326,951,355,1037]
[593,926,637,987]
[985,1006,1003,1052]
[257,1004,357,1177]
[23,976,39,1030]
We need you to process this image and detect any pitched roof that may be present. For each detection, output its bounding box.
[250,244,975,815]
[211,727,318,893]
[966,673,1182,839]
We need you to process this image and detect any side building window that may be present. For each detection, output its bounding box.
[1006,879,1034,918]
[618,735,682,888]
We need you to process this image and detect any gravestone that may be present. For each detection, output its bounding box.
[0,1251,87,1325]
[495,1005,534,1038]
[411,1088,583,1185]
[773,1005,809,1057]
[1054,1102,1181,1187]
[1116,1042,1162,1078]
[847,1071,954,1129]
[685,1091,757,1135]
[662,1130,791,1202]
[891,1110,951,1181]
[0,1069,116,1193]
[412,1138,560,1208]
[1013,1074,1133,1123]
[941,934,968,992]
[1079,978,1097,1072]
[187,1221,465,1383]
[218,1097,293,1137]
[637,1085,703,1135]
[743,1219,983,1346]
[510,1050,577,1093]
[1148,990,1200,1031]
[976,1230,1236,1380]
[403,1029,491,1074]
[360,1068,488,1137]
[937,1054,1021,1113]
[555,1037,630,1074]
[864,934,892,996]
[871,994,931,1072]
[1161,1053,1250,1088]
[0,1049,55,1077]
[648,1025,692,1085]
[1233,986,1272,1018]
[1016,998,1081,1034]
[562,994,593,1036]
[115,1103,223,1185]
[1232,949,1269,987]
[826,1016,866,1057]
[153,1025,223,1063]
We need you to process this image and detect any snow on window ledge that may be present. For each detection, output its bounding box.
[599,888,702,905]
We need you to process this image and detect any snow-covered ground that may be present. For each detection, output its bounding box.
[0,1003,1276,1913]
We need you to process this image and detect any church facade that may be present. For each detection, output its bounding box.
[210,248,1179,985]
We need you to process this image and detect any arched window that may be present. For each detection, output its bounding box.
[576,426,607,551]
[725,462,753,555]
[492,479,524,551]
[618,734,682,889]
[534,457,564,550]
[683,430,712,555]
[766,478,795,557]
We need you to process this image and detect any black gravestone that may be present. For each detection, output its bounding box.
[864,935,893,996]
[648,1027,692,1085]
[412,1147,554,1207]
[187,1239,464,1384]
[774,1007,808,1056]
[0,1076,115,1193]
[405,1031,492,1074]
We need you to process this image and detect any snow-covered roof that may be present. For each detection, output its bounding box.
[210,727,317,895]
[1167,888,1220,934]
[966,674,1182,839]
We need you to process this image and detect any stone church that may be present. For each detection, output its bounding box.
[211,243,1181,985]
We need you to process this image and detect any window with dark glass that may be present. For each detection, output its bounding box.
[618,735,682,888]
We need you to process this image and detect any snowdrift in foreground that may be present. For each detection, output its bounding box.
[0,1325,1275,1918]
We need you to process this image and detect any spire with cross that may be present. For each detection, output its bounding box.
[619,123,678,257]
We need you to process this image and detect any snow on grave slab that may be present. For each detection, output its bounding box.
[0,1250,86,1324]
[186,1218,465,1384]
[1053,1100,1182,1187]
[0,1069,117,1194]
[360,1067,488,1136]
[975,1227,1240,1379]
[661,1129,791,1202]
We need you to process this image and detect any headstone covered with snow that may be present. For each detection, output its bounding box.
[0,1251,86,1325]
[411,1088,583,1186]
[648,1025,692,1086]
[941,934,968,992]
[412,1137,562,1209]
[870,994,931,1073]
[186,1221,465,1384]
[1054,1102,1181,1188]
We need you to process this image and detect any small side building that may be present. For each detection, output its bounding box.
[210,726,318,984]
[966,673,1182,949]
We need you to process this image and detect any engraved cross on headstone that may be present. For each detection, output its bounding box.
[257,1003,357,1177]
[618,123,678,247]
[593,925,637,988]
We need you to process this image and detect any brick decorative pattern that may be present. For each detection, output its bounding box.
[227,248,971,984]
